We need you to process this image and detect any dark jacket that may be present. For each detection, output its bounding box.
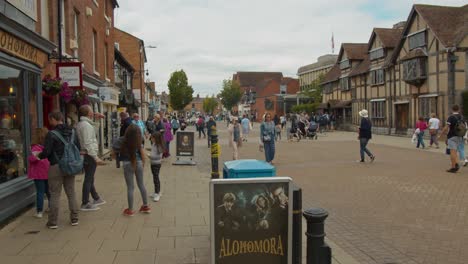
[120,117,133,137]
[207,120,217,135]
[38,124,80,166]
[359,117,372,139]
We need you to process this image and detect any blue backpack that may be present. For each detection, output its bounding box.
[51,130,84,175]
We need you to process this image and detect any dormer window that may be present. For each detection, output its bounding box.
[408,30,426,50]
[370,48,385,60]
[340,60,350,70]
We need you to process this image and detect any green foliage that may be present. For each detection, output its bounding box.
[303,74,325,103]
[167,70,194,111]
[219,79,243,111]
[462,91,468,117]
[291,103,319,114]
[203,96,218,114]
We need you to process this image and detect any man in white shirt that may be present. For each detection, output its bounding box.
[76,105,106,211]
[428,113,440,148]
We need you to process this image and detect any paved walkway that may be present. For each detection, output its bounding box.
[0,124,359,264]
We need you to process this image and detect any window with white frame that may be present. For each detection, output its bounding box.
[408,31,426,50]
[73,9,79,59]
[92,30,98,73]
[370,69,385,85]
[419,97,437,119]
[104,43,108,79]
[371,101,386,119]
[60,0,66,54]
[41,0,49,39]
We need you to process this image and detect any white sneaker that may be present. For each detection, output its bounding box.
[149,193,156,198]
[153,193,161,202]
[34,212,43,218]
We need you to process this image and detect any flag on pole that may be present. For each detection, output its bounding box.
[331,33,335,54]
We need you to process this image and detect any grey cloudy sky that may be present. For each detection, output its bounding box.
[114,0,466,96]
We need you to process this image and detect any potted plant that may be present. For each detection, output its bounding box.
[60,85,90,106]
[42,74,66,96]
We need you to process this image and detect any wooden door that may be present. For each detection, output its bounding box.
[395,104,409,133]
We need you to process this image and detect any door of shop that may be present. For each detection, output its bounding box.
[395,103,409,134]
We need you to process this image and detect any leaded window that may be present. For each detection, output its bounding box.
[402,58,427,85]
[340,77,350,91]
[371,101,385,119]
[419,97,437,119]
[370,69,385,85]
[408,31,426,50]
[340,60,350,70]
[370,48,385,60]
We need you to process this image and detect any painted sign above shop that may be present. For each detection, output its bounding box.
[0,29,46,67]
[56,62,83,88]
[6,0,37,21]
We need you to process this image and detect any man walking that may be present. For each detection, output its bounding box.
[76,105,106,211]
[132,113,148,145]
[358,109,375,163]
[37,112,80,229]
[207,116,217,147]
[440,105,466,173]
[120,112,133,137]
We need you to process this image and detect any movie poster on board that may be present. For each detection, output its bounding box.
[176,131,195,157]
[210,177,292,264]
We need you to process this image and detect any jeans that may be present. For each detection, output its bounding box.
[123,161,147,210]
[264,140,275,162]
[150,164,161,194]
[416,131,425,148]
[198,127,206,138]
[82,155,100,205]
[34,179,50,212]
[275,132,281,141]
[458,141,466,162]
[48,165,79,225]
[359,138,373,161]
[429,130,439,147]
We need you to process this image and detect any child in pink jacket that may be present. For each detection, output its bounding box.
[28,128,50,218]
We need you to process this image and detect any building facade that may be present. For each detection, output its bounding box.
[297,54,338,91]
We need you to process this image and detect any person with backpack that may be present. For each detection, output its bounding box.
[197,116,206,139]
[37,112,81,229]
[76,105,106,212]
[171,116,180,135]
[439,105,466,173]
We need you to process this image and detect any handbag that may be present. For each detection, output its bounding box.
[262,134,271,142]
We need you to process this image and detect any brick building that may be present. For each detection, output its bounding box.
[183,94,222,116]
[113,28,148,120]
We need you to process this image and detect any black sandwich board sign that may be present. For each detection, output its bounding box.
[210,177,292,264]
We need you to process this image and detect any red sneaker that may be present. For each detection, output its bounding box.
[139,205,151,214]
[123,208,135,216]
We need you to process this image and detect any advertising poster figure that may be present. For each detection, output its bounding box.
[210,177,292,264]
[176,131,194,157]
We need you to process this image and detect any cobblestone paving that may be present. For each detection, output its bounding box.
[212,125,468,264]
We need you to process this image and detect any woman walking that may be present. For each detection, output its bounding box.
[112,124,150,216]
[149,132,166,202]
[428,113,440,148]
[241,115,251,142]
[163,118,173,158]
[415,116,428,149]
[228,119,242,160]
[358,110,375,163]
[260,112,276,164]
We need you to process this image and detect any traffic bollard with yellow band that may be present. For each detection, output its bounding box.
[210,127,220,179]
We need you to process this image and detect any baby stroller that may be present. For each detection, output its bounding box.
[307,121,319,140]
[289,121,301,141]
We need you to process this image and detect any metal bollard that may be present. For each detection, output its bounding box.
[303,208,332,264]
[292,186,302,264]
[210,127,220,179]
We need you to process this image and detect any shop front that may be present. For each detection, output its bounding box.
[0,15,55,222]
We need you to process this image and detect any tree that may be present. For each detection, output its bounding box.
[219,79,243,111]
[167,70,194,111]
[203,96,218,114]
[303,74,325,104]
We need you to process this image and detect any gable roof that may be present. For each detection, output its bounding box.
[414,4,467,48]
[320,64,341,85]
[338,43,368,61]
[369,28,403,50]
[234,72,283,87]
[349,55,370,77]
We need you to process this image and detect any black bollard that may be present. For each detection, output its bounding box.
[210,127,220,179]
[303,208,332,264]
[292,186,302,264]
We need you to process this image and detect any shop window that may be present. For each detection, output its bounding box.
[0,64,24,184]
[419,97,437,119]
[371,101,385,119]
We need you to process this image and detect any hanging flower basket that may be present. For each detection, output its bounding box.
[42,74,67,96]
[60,85,90,106]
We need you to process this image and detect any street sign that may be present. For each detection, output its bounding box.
[210,177,292,264]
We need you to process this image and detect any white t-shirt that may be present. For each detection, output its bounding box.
[428,118,440,129]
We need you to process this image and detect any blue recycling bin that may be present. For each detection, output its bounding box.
[223,159,276,179]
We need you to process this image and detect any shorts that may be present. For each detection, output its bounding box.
[447,136,463,150]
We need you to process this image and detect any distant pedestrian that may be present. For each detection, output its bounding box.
[357,109,375,163]
[228,118,242,160]
[171,116,180,135]
[37,112,80,229]
[273,114,280,126]
[439,105,466,173]
[163,118,173,158]
[207,116,217,147]
[112,124,150,216]
[149,132,166,202]
[132,113,148,145]
[261,112,276,164]
[28,127,51,219]
[197,116,206,139]
[241,115,251,142]
[119,112,132,137]
[275,124,281,141]
[428,113,440,148]
[280,115,286,129]
[415,116,428,149]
